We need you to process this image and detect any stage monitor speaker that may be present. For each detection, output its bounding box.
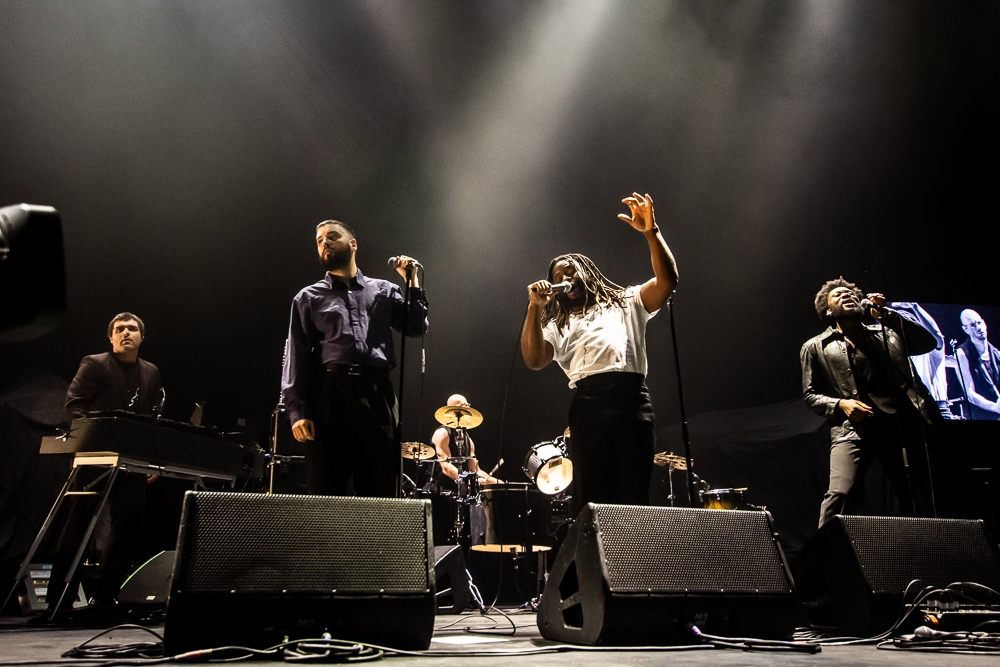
[537,504,798,645]
[792,515,1000,637]
[434,545,471,613]
[163,492,435,655]
[119,551,174,611]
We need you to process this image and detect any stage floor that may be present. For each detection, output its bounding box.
[2,612,998,666]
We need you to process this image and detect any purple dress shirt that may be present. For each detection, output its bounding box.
[281,269,428,425]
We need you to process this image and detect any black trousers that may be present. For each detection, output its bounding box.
[567,372,655,507]
[306,371,398,497]
[819,411,932,527]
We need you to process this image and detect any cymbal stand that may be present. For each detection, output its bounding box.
[666,463,677,507]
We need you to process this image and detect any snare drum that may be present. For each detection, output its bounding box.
[700,488,748,510]
[470,483,552,553]
[522,439,573,495]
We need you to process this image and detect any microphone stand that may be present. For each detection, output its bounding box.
[395,264,415,498]
[667,295,697,507]
[872,306,919,516]
[894,313,938,518]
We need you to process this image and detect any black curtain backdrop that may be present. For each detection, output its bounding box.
[1,1,997,559]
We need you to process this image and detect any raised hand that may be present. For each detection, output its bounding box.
[618,192,657,233]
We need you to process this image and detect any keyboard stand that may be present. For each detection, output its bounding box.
[4,454,123,619]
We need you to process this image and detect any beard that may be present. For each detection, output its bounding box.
[830,302,863,321]
[320,245,353,272]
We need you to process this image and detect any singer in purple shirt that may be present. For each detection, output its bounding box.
[281,219,428,496]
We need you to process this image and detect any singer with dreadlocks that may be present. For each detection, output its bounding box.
[521,192,678,506]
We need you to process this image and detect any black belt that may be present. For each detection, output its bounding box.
[575,371,645,390]
[324,363,389,377]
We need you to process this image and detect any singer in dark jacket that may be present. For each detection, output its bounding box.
[801,279,940,528]
[281,219,428,497]
[52,312,163,613]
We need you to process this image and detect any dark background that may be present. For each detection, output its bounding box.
[1,0,997,481]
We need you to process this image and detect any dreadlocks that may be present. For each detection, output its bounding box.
[542,254,627,331]
[814,277,863,324]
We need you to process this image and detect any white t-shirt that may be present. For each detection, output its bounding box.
[542,285,657,388]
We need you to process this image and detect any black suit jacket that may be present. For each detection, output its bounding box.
[65,351,163,422]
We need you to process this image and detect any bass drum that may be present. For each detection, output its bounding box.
[470,483,553,553]
[700,488,748,510]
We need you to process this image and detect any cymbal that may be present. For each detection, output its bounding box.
[401,442,435,460]
[653,452,691,470]
[434,405,483,429]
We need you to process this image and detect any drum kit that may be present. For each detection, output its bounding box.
[400,404,574,554]
[402,401,764,555]
[653,450,763,511]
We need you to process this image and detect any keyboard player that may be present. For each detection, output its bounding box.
[51,312,163,616]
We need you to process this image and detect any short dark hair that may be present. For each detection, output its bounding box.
[315,219,355,239]
[108,312,145,339]
[814,277,862,324]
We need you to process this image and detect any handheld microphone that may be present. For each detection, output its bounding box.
[860,298,882,313]
[388,256,422,268]
[550,281,573,293]
[154,387,166,417]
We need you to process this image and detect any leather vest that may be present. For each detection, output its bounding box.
[960,339,1000,420]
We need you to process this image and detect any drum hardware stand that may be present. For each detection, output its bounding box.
[266,397,286,494]
[507,532,548,605]
[452,467,490,612]
[548,492,574,532]
[268,342,290,495]
[453,466,479,548]
[691,473,711,506]
[653,452,690,507]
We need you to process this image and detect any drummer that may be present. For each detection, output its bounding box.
[432,394,501,488]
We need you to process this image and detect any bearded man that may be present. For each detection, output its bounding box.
[281,220,428,497]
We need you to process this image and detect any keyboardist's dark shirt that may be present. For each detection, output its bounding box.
[116,357,141,407]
